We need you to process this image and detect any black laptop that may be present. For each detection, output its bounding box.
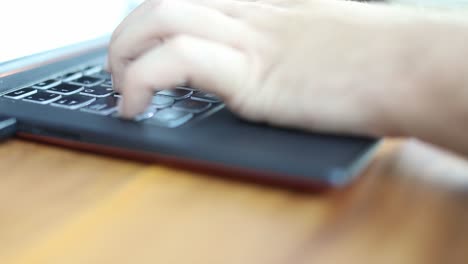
[0,0,379,190]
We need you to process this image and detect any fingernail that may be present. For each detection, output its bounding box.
[111,75,118,91]
[117,97,125,116]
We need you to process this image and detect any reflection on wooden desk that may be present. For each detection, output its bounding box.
[0,139,467,264]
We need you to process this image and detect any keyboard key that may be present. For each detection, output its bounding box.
[151,95,174,109]
[147,108,193,128]
[80,85,114,97]
[177,85,198,91]
[91,70,111,80]
[191,92,221,103]
[23,91,62,104]
[82,65,102,76]
[32,79,61,90]
[47,83,84,95]
[3,88,37,99]
[60,71,83,81]
[134,106,158,122]
[101,79,113,87]
[173,99,211,113]
[68,76,104,87]
[50,94,96,110]
[80,96,119,115]
[157,88,193,100]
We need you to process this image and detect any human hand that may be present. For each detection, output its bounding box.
[107,0,413,136]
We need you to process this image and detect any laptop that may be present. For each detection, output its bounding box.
[0,0,379,190]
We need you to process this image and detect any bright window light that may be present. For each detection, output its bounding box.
[0,0,130,63]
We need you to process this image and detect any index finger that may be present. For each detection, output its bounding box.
[108,0,256,91]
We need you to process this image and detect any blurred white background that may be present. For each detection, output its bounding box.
[0,0,143,63]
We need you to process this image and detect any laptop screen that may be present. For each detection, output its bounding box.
[0,0,141,64]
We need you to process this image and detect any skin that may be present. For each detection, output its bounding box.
[107,0,468,156]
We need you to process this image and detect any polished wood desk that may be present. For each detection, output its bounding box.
[0,138,467,264]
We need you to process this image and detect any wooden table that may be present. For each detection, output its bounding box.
[0,138,467,264]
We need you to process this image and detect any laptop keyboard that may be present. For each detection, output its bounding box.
[1,65,223,128]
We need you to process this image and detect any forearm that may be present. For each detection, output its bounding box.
[380,15,468,155]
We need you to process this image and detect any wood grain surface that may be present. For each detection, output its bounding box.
[0,138,467,264]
